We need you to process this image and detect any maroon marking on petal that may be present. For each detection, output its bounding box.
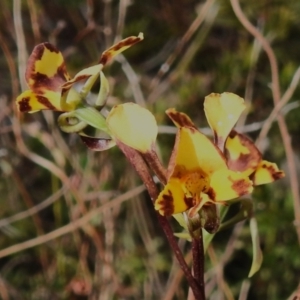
[26,43,60,83]
[26,45,46,82]
[34,45,45,61]
[62,74,89,90]
[213,129,223,147]
[183,195,194,208]
[99,36,142,65]
[80,136,114,151]
[207,188,216,201]
[31,66,67,92]
[250,163,285,181]
[225,130,261,173]
[99,53,111,66]
[18,97,31,112]
[56,63,70,82]
[37,95,57,110]
[157,190,175,216]
[231,177,252,196]
[166,110,196,128]
[43,42,60,53]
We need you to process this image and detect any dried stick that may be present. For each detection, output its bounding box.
[0,185,146,259]
[230,0,300,245]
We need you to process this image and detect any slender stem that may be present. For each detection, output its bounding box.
[192,231,205,299]
[117,141,202,299]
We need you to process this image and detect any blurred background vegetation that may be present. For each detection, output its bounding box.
[0,0,300,299]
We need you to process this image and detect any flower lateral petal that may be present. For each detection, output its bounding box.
[106,103,157,153]
[250,160,285,185]
[155,178,194,216]
[225,130,262,177]
[204,93,246,150]
[99,33,144,65]
[208,169,253,201]
[16,90,61,112]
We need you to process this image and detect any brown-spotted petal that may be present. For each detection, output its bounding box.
[225,130,262,177]
[250,160,285,185]
[208,169,253,201]
[155,178,194,216]
[62,34,144,95]
[204,93,246,151]
[26,42,70,93]
[99,33,144,65]
[166,108,198,129]
[16,90,62,112]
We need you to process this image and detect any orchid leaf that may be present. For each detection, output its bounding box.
[57,112,88,133]
[73,107,109,132]
[248,217,263,277]
[219,198,253,231]
[173,213,188,230]
[173,232,192,242]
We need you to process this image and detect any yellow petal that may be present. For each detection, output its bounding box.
[99,33,144,65]
[209,169,253,201]
[16,88,78,112]
[225,130,262,177]
[204,93,246,150]
[169,126,227,177]
[155,178,194,216]
[251,160,285,185]
[106,103,157,153]
[16,90,61,112]
[26,43,69,92]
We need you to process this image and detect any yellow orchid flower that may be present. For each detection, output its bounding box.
[16,33,144,113]
[155,92,285,217]
[155,107,253,216]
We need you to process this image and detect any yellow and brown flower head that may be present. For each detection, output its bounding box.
[155,93,284,217]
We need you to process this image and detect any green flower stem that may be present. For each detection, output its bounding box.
[116,140,202,300]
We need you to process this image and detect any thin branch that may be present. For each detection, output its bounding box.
[230,0,300,245]
[257,66,300,145]
[149,0,215,90]
[13,0,28,91]
[0,187,65,228]
[191,232,205,299]
[0,185,146,259]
